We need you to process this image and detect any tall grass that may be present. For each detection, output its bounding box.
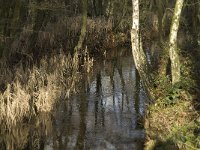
[0,49,93,128]
[0,113,53,150]
[0,15,127,128]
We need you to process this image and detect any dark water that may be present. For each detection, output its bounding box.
[45,49,146,150]
[0,49,147,150]
[0,1,147,149]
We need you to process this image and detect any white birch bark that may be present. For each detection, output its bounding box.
[131,0,152,98]
[169,0,184,84]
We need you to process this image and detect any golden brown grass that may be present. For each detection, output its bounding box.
[0,50,93,128]
[0,112,54,150]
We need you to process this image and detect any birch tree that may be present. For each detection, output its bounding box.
[131,0,153,99]
[169,0,184,84]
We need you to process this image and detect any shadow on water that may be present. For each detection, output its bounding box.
[0,48,148,150]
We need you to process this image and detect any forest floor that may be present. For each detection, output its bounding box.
[145,47,200,150]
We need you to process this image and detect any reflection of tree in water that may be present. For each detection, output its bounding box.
[134,69,141,129]
[76,81,88,150]
[95,71,105,127]
[0,50,145,149]
[116,59,130,112]
[50,97,73,149]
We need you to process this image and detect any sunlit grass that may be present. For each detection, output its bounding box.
[0,112,53,150]
[0,49,93,128]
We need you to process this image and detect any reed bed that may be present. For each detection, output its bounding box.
[0,49,93,128]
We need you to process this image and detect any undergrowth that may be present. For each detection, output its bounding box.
[145,99,199,149]
[145,52,200,150]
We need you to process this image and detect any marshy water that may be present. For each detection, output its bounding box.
[0,49,147,150]
[0,2,148,149]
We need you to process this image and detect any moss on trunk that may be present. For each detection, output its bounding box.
[74,0,88,53]
[168,0,184,84]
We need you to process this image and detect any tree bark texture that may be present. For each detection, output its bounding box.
[74,0,88,53]
[131,0,153,99]
[169,0,184,84]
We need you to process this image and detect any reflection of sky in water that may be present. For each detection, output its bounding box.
[76,54,146,149]
[0,51,147,150]
[88,56,145,115]
[44,52,148,149]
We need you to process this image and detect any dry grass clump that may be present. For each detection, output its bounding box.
[0,50,93,128]
[0,82,30,126]
[145,95,200,150]
[0,112,54,150]
[0,123,30,150]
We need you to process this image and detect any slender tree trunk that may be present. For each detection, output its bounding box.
[131,0,153,100]
[74,0,88,53]
[106,0,114,18]
[92,0,97,16]
[169,0,184,84]
[113,0,127,31]
[97,0,103,16]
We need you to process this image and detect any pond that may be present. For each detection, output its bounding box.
[0,48,148,150]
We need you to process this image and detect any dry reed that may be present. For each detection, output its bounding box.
[0,49,93,128]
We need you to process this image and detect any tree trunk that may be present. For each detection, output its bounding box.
[97,0,103,16]
[74,0,88,53]
[131,0,153,100]
[113,0,127,31]
[169,0,184,84]
[92,0,97,16]
[105,0,114,18]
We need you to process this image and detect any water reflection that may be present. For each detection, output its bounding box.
[0,49,147,150]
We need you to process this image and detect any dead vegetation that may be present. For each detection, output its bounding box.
[144,53,200,150]
[0,11,130,129]
[0,112,54,150]
[145,97,199,150]
[7,16,126,56]
[0,49,93,128]
[0,4,129,132]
